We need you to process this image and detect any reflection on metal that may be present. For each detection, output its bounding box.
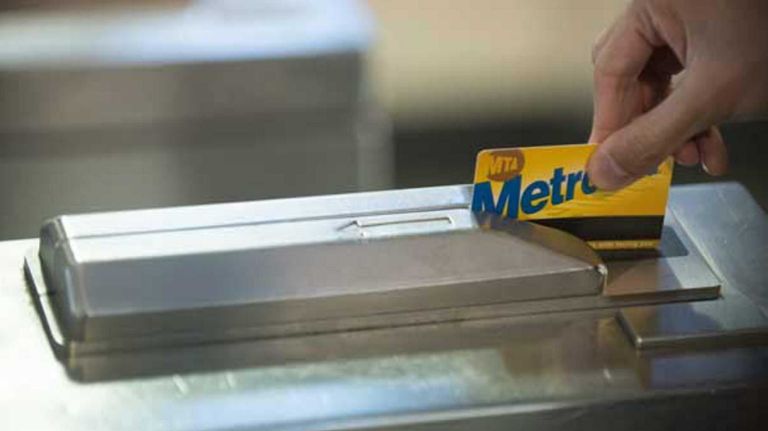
[24,185,729,381]
[616,182,768,352]
[24,184,730,381]
[602,215,720,301]
[618,296,768,350]
[27,187,608,377]
[1,182,767,430]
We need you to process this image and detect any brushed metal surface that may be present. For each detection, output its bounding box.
[618,296,768,350]
[33,188,605,345]
[1,183,766,430]
[602,216,720,300]
[617,183,768,351]
[45,184,473,239]
[669,182,768,313]
[26,185,722,381]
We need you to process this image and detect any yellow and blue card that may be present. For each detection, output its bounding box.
[472,143,673,249]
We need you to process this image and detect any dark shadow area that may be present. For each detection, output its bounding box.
[599,226,688,262]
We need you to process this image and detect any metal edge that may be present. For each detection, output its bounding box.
[65,276,722,358]
[23,246,69,360]
[26,189,723,360]
[616,297,768,353]
[615,309,643,349]
[614,184,768,352]
[55,185,475,240]
[479,214,608,294]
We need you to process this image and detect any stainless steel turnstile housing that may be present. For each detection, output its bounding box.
[0,182,767,430]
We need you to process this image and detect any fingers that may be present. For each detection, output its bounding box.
[589,7,656,144]
[588,3,731,189]
[674,141,700,166]
[672,127,728,173]
[696,126,728,175]
[587,73,714,190]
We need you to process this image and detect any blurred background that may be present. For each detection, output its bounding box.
[0,0,765,239]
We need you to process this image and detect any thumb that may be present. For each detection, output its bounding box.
[587,72,722,190]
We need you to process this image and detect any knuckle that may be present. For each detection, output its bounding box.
[618,129,666,176]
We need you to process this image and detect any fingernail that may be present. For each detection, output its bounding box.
[702,160,710,175]
[587,152,635,191]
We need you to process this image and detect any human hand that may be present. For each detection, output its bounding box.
[587,0,768,190]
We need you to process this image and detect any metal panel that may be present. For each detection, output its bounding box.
[25,185,723,381]
[49,185,473,239]
[668,182,768,313]
[0,0,371,131]
[33,191,609,346]
[1,183,766,430]
[618,295,768,350]
[616,182,768,351]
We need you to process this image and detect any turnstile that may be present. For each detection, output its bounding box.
[2,182,767,430]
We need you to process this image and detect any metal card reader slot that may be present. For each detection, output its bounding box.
[22,185,737,382]
[27,191,606,358]
[338,214,455,238]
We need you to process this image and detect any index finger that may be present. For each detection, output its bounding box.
[589,6,656,143]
